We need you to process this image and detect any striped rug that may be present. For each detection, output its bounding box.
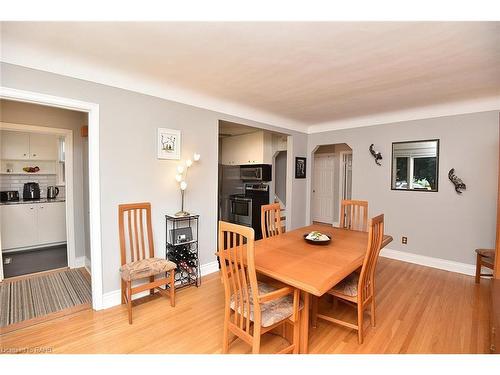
[0,268,91,329]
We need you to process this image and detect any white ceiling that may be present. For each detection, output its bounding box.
[1,22,499,133]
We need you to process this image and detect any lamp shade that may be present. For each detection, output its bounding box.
[186,159,193,167]
[177,165,184,174]
[180,181,187,190]
[175,174,182,182]
[193,153,201,161]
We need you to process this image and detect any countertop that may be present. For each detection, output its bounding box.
[0,198,66,206]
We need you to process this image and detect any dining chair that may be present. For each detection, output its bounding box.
[261,203,284,239]
[218,221,301,354]
[313,214,384,344]
[118,202,176,324]
[340,199,369,232]
[475,248,495,283]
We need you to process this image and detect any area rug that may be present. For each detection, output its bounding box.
[0,268,91,332]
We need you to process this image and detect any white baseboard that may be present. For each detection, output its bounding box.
[200,260,219,276]
[84,256,91,274]
[380,248,476,276]
[74,256,86,268]
[102,260,220,310]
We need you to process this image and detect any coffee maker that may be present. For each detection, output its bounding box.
[23,182,41,200]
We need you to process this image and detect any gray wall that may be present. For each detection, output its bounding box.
[0,99,89,260]
[308,111,499,265]
[0,63,308,294]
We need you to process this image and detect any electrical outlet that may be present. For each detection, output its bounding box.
[402,236,407,245]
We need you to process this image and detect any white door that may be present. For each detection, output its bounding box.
[29,133,58,160]
[0,131,30,160]
[37,202,67,245]
[312,154,335,223]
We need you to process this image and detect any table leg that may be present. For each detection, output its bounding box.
[299,291,310,353]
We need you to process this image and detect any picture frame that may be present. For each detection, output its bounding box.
[295,157,306,179]
[157,128,181,160]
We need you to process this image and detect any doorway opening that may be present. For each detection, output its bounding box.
[217,120,290,240]
[0,98,94,332]
[311,143,352,226]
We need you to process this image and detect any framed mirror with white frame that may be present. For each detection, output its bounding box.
[391,139,440,192]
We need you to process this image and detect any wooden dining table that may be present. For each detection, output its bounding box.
[253,224,393,353]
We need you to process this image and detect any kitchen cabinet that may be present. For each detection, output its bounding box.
[221,131,273,165]
[29,133,58,160]
[0,202,66,251]
[0,204,37,249]
[0,131,58,160]
[1,131,30,160]
[37,202,67,245]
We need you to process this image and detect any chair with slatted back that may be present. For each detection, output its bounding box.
[261,203,284,239]
[340,199,369,232]
[217,221,302,354]
[118,202,176,324]
[314,214,384,344]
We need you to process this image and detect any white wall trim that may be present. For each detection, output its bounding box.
[1,57,307,134]
[3,60,498,137]
[74,256,86,268]
[200,260,219,277]
[380,248,476,276]
[0,86,104,311]
[102,260,220,310]
[307,95,500,134]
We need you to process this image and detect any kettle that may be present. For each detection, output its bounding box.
[47,186,60,199]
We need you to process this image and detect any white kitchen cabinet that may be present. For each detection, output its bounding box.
[0,131,58,161]
[37,202,67,245]
[0,204,38,249]
[221,131,273,165]
[1,131,30,160]
[0,202,66,251]
[29,133,58,160]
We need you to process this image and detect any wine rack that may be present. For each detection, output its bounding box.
[165,214,200,289]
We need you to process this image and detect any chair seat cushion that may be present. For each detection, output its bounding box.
[230,281,302,328]
[475,248,495,260]
[331,272,359,297]
[120,258,176,281]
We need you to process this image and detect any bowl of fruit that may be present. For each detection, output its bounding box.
[23,166,40,173]
[303,231,332,245]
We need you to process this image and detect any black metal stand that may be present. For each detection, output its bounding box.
[165,214,200,289]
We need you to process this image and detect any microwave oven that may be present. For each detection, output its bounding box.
[240,164,272,181]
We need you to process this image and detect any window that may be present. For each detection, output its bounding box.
[391,139,439,192]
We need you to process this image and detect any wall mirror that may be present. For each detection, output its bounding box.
[391,139,439,192]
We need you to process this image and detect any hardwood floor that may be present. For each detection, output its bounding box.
[0,258,491,354]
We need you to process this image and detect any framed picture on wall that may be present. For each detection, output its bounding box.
[295,157,306,179]
[157,128,181,160]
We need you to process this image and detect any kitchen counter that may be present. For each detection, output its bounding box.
[0,198,66,206]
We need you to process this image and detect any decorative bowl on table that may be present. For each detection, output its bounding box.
[303,231,332,245]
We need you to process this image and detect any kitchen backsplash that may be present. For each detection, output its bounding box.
[0,174,59,198]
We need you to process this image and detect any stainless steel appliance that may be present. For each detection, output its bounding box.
[0,190,19,202]
[23,182,40,200]
[229,195,252,227]
[244,183,270,240]
[240,164,272,181]
[218,165,244,222]
[47,186,60,199]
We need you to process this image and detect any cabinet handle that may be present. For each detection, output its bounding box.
[33,153,37,157]
[23,153,27,156]
[30,207,34,210]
